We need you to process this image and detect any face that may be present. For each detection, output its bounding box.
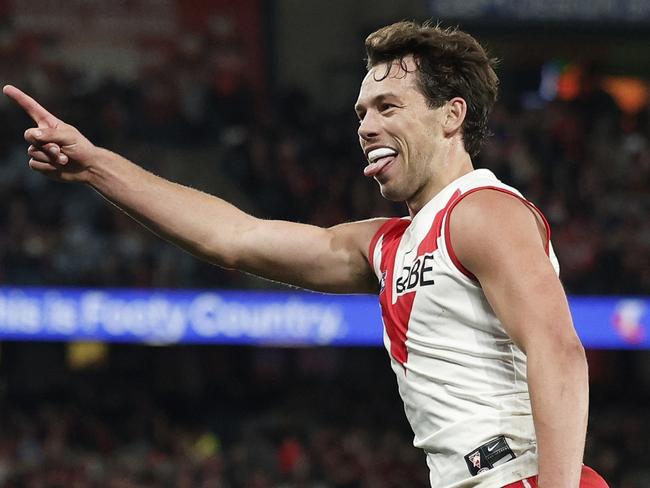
[355,57,447,204]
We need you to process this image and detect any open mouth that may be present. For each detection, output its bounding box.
[364,147,398,177]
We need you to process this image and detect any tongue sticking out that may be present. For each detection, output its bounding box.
[364,147,397,177]
[364,157,394,177]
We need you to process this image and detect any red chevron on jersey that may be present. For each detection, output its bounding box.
[376,190,461,365]
[373,218,409,364]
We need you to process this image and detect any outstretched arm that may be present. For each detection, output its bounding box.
[4,85,384,294]
[450,190,588,488]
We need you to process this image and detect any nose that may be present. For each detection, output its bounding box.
[358,111,380,141]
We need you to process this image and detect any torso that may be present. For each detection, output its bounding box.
[368,169,559,488]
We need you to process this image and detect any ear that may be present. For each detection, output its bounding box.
[442,97,467,136]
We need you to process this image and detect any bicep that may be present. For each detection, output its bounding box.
[479,243,575,353]
[449,191,579,352]
[232,217,388,294]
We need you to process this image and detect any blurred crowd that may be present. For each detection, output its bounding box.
[0,344,648,488]
[0,346,431,488]
[0,401,427,488]
[0,31,649,294]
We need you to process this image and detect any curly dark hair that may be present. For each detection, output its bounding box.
[365,21,499,158]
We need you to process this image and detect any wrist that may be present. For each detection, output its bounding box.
[84,146,112,187]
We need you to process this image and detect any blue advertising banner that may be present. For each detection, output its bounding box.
[0,287,647,349]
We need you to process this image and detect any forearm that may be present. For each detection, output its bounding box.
[528,343,589,488]
[86,147,253,267]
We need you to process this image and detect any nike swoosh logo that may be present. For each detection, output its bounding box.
[486,441,501,452]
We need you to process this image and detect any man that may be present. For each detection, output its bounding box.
[5,21,608,488]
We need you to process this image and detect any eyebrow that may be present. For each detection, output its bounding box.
[354,92,402,114]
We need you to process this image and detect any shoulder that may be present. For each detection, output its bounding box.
[329,217,409,273]
[450,187,536,229]
[365,217,409,251]
[448,189,548,278]
[328,217,404,259]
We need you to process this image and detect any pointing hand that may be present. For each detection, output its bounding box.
[4,85,97,183]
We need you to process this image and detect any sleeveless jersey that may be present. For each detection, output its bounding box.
[368,169,559,488]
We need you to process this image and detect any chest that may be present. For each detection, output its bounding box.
[380,195,455,306]
[390,237,439,299]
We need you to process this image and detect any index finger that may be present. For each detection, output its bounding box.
[3,85,60,128]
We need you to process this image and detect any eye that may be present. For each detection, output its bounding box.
[379,103,398,113]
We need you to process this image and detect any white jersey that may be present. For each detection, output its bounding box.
[368,169,559,488]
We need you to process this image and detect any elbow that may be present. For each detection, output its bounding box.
[527,337,589,406]
[557,339,589,384]
[208,243,240,269]
[576,342,589,378]
[566,338,588,367]
[199,218,256,270]
[193,233,239,269]
[529,336,588,378]
[554,338,588,371]
[558,340,590,408]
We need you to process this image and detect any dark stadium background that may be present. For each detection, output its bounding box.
[0,1,649,486]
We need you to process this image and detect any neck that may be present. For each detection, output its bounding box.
[406,148,474,217]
